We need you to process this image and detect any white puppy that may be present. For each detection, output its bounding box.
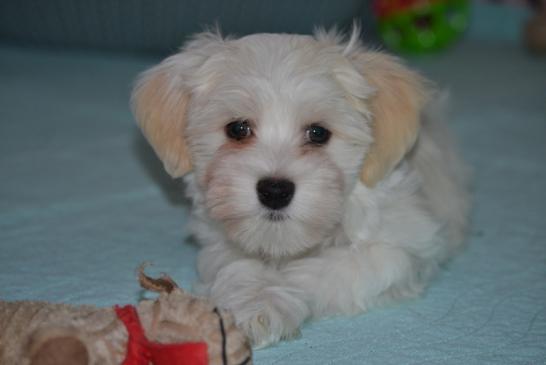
[132,28,470,347]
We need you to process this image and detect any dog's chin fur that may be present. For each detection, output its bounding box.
[133,27,470,348]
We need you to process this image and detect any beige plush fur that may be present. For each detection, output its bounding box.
[0,273,252,365]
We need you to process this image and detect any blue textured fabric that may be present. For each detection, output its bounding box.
[1,40,545,364]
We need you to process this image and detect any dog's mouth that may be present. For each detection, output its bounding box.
[264,211,288,222]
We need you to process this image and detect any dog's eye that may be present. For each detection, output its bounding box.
[305,124,331,145]
[225,119,252,141]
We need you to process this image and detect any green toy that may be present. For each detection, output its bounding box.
[374,0,470,53]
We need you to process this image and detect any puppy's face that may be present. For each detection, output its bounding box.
[133,31,428,259]
[186,35,373,258]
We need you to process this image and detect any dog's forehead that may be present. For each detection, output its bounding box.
[186,33,371,145]
[234,33,317,60]
[223,34,339,84]
[201,34,349,116]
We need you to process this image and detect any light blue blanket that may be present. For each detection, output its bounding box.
[1,41,545,364]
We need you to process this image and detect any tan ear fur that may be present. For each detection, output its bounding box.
[132,68,191,178]
[354,52,429,187]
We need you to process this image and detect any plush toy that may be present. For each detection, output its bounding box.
[0,267,252,365]
[374,0,470,53]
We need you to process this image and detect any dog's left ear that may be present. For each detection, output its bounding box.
[349,51,430,187]
[131,31,225,177]
[131,64,192,178]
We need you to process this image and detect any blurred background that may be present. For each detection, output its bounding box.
[0,0,540,54]
[1,1,545,364]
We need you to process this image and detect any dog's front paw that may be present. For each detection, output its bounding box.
[212,287,308,347]
[207,261,310,347]
[236,305,302,348]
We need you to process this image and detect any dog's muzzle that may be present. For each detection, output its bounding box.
[256,178,295,210]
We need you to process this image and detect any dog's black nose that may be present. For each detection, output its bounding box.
[256,178,295,210]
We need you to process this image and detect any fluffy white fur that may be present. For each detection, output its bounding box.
[132,27,470,347]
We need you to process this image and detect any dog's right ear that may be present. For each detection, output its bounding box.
[131,32,225,178]
[131,60,192,178]
[353,52,429,188]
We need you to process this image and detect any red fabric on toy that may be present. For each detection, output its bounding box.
[115,305,208,365]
